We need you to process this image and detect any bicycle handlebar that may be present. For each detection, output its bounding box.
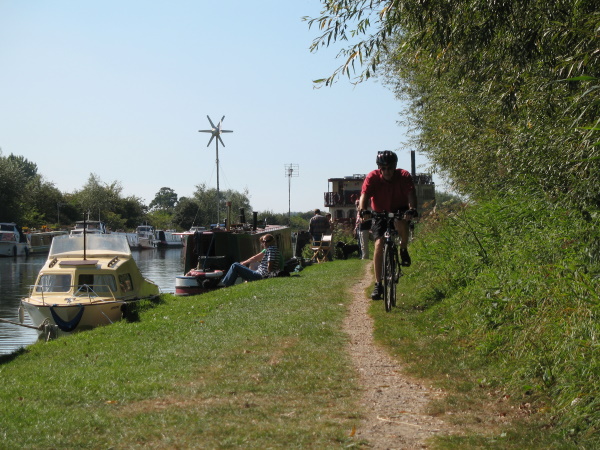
[360,209,418,220]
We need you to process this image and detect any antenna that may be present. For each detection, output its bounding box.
[199,115,233,225]
[284,164,299,224]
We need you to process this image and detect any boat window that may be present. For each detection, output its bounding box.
[36,274,72,293]
[77,274,117,294]
[119,273,134,292]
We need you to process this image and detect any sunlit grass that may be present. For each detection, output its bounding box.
[0,260,367,448]
[371,193,600,448]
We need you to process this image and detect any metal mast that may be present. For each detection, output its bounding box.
[284,164,299,224]
[199,115,233,225]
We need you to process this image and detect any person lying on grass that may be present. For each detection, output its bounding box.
[220,234,280,287]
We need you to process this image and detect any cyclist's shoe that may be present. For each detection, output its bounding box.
[371,282,383,300]
[400,248,411,267]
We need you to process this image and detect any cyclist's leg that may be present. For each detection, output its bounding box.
[373,237,384,283]
[394,218,409,249]
[394,218,411,266]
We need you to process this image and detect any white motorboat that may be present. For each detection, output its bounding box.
[70,220,107,235]
[0,222,29,257]
[21,233,160,336]
[136,225,158,249]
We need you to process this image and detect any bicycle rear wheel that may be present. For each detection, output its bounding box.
[392,250,401,308]
[383,243,396,312]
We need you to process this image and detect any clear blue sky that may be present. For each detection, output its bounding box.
[0,0,435,214]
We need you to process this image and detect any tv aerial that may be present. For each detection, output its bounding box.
[199,115,233,225]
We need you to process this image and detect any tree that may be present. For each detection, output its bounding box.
[171,185,253,230]
[149,187,178,212]
[114,196,147,229]
[72,174,122,221]
[191,183,251,227]
[0,151,32,223]
[307,0,599,206]
[172,197,200,230]
[20,176,65,228]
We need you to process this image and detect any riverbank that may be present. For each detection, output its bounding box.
[3,193,597,448]
[0,260,369,447]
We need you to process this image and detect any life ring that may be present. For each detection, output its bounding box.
[186,269,224,278]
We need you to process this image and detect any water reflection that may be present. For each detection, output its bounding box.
[0,248,183,356]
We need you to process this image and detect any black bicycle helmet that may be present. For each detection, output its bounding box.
[376,150,398,167]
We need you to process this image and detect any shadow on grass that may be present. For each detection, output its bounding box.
[122,295,166,323]
[0,347,29,365]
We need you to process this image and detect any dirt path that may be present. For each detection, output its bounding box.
[344,263,452,448]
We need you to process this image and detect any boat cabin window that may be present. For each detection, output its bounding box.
[36,274,72,293]
[77,274,117,294]
[119,273,134,292]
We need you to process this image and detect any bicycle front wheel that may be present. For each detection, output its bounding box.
[383,243,396,312]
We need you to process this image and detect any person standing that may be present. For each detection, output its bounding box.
[359,150,417,300]
[308,209,330,243]
[354,200,371,259]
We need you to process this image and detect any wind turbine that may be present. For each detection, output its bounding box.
[199,115,233,226]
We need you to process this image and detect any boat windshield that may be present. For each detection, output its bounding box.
[49,234,131,257]
[35,274,72,293]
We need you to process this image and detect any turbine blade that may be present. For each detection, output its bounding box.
[221,130,233,133]
[198,130,212,133]
[207,135,215,147]
[218,135,225,147]
[207,115,216,129]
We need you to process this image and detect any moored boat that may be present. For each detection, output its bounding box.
[136,225,158,249]
[26,230,68,254]
[20,233,160,337]
[175,221,293,296]
[0,222,29,257]
[155,229,183,248]
[70,220,107,235]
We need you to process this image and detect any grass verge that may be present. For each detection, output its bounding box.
[0,260,366,448]
[371,192,600,448]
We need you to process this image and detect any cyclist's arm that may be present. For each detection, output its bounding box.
[358,193,370,216]
[408,189,417,211]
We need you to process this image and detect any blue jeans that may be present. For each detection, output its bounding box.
[222,262,264,287]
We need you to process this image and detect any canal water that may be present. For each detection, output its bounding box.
[0,247,184,356]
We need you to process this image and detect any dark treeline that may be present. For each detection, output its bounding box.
[0,152,312,232]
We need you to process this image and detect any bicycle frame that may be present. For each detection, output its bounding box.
[374,212,403,312]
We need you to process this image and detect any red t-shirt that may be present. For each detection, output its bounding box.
[361,169,415,212]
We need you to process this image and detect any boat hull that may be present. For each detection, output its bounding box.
[0,242,29,257]
[21,300,126,335]
[175,270,224,296]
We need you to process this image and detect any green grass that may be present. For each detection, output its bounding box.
[370,192,600,448]
[4,193,599,448]
[0,260,367,448]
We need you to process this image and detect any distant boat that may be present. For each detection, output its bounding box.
[175,224,292,296]
[155,230,183,248]
[136,225,158,249]
[0,222,29,257]
[70,220,107,235]
[26,230,68,254]
[20,234,160,337]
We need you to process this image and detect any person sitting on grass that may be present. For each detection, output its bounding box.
[220,234,280,287]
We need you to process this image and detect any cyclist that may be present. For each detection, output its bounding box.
[358,150,417,300]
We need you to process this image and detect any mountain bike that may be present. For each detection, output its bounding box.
[363,210,417,312]
[375,212,403,312]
